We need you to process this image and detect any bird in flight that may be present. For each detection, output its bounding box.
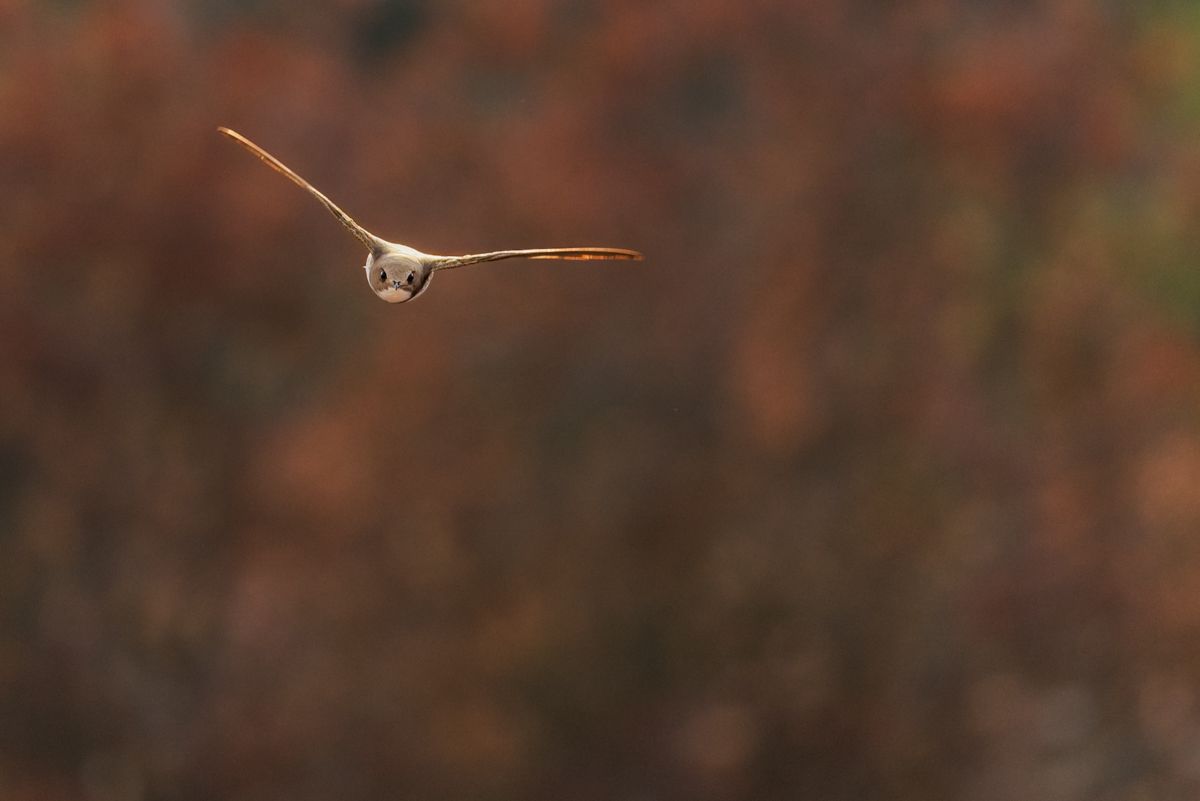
[218,127,642,303]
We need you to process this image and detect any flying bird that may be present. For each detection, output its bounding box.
[218,127,642,303]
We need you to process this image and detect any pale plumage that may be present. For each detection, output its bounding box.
[218,127,642,303]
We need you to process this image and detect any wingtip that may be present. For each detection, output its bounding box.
[599,248,643,262]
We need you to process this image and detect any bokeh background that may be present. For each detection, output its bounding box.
[3,1,1200,799]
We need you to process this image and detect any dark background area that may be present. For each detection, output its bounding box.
[3,1,1200,799]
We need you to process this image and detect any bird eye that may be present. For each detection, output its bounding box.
[379,270,387,283]
[406,272,415,285]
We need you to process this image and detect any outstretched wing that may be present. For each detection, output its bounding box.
[433,247,643,271]
[218,127,381,252]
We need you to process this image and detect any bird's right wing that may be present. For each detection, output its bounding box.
[218,127,382,252]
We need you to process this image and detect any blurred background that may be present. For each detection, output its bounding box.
[2,1,1200,799]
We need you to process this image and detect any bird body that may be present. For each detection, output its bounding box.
[218,127,642,303]
[366,242,432,302]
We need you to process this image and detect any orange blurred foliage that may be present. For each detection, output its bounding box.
[1,2,1200,800]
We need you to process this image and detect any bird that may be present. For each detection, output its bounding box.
[218,127,642,303]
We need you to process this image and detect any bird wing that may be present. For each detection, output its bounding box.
[433,247,642,271]
[218,127,381,252]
